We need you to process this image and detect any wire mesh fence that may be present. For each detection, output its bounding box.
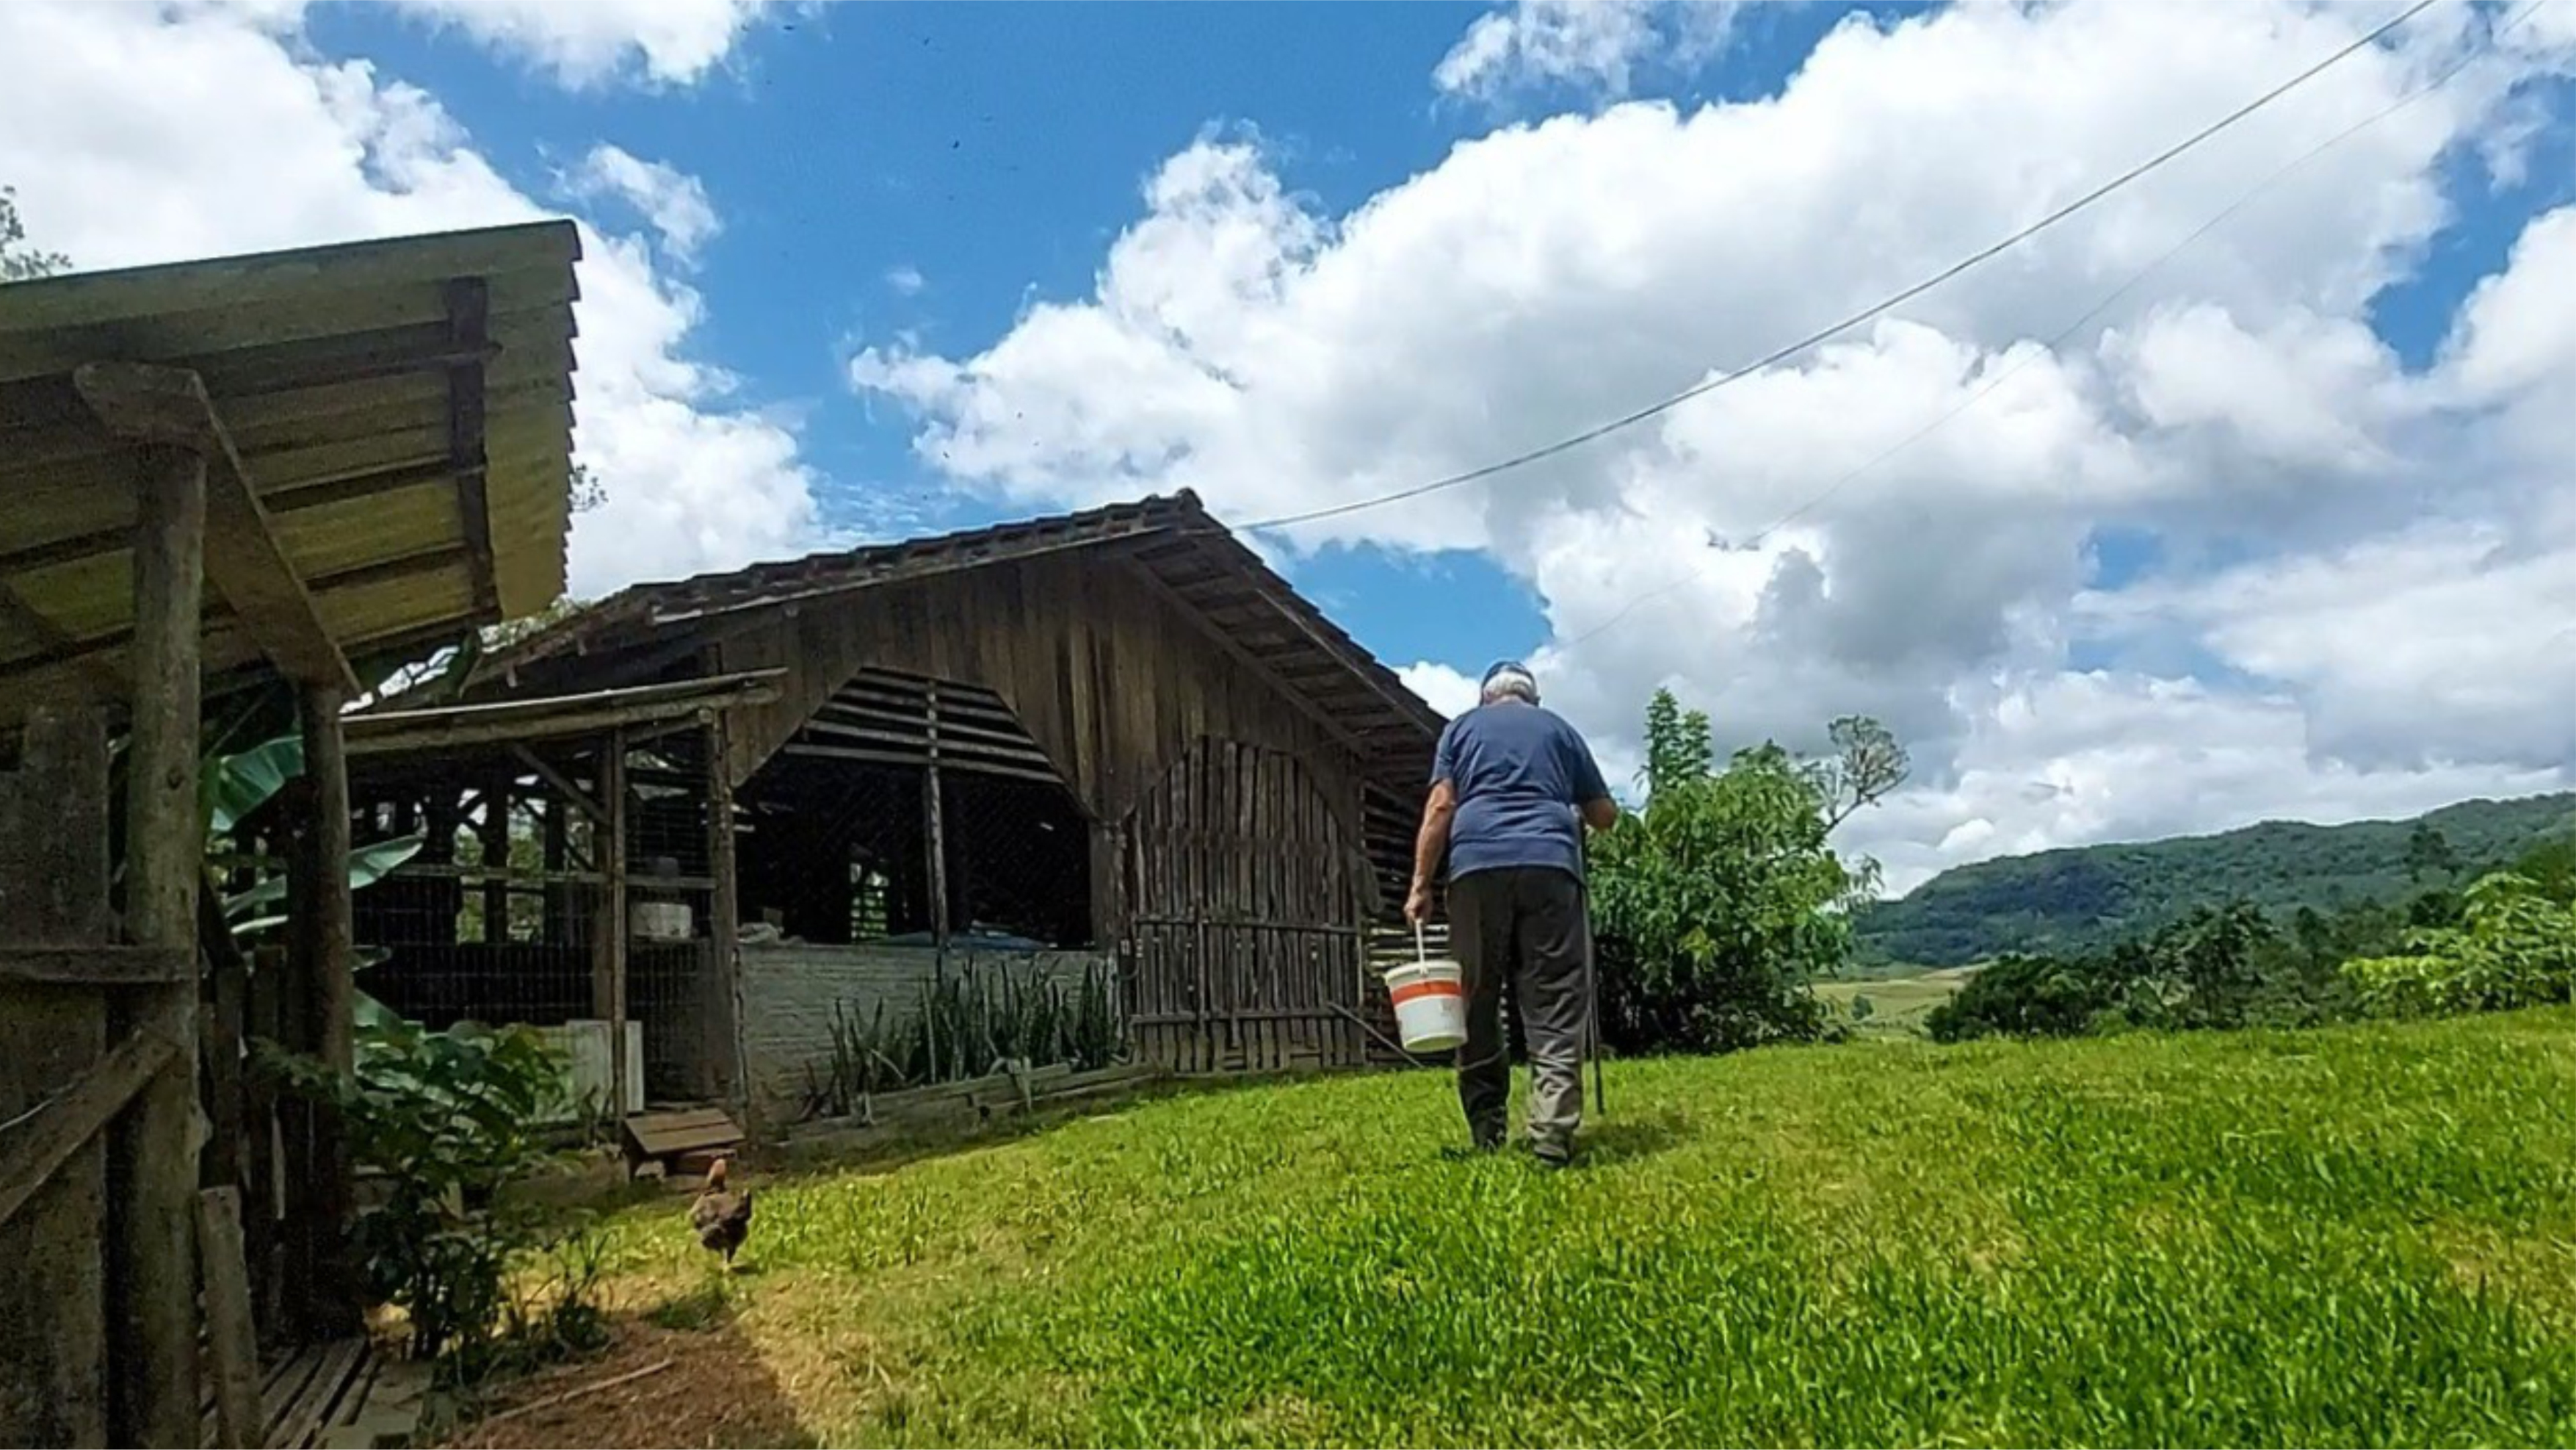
[940,769,1093,948]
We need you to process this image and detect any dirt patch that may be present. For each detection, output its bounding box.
[437,1321,819,1449]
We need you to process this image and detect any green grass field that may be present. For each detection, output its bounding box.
[1815,964,1976,1036]
[534,1010,2576,1448]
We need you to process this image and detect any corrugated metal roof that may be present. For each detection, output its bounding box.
[476,491,1447,769]
[0,219,582,719]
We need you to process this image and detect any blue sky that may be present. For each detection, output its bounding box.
[6,0,2575,889]
[300,0,1605,671]
[292,0,2568,682]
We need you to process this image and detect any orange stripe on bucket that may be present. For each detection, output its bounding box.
[1391,980,1464,1007]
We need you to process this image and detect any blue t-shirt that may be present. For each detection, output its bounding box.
[1430,701,1611,882]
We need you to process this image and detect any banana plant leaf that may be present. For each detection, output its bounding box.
[227,832,424,937]
[203,735,305,837]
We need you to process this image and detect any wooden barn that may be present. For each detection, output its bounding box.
[438,492,1447,1125]
[0,220,582,1446]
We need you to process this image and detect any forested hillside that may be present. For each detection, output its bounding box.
[1853,793,2576,968]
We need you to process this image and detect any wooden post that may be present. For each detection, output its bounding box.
[924,685,949,946]
[0,710,114,1449]
[703,715,746,1109]
[294,682,358,1335]
[598,729,629,1122]
[118,442,205,1448]
[195,1188,261,1450]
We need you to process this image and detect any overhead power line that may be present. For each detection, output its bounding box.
[1561,0,2539,649]
[1239,0,2447,533]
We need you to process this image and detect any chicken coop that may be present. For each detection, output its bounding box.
[337,672,781,1125]
[0,220,581,1446]
[461,492,1447,1128]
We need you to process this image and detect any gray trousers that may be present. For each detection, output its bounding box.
[1447,866,1590,1158]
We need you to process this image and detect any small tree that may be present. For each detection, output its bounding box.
[1815,714,1910,833]
[1591,691,1889,1055]
[0,185,70,282]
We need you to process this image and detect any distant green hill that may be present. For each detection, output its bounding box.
[1853,792,2576,969]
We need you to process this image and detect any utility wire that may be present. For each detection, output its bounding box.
[1562,0,2540,649]
[1240,0,2447,534]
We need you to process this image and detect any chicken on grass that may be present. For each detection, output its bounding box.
[691,1157,753,1269]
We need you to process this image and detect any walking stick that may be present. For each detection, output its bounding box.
[1580,834,1604,1119]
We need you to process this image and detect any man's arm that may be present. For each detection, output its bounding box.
[1408,780,1458,922]
[1568,726,1618,833]
[1408,723,1460,923]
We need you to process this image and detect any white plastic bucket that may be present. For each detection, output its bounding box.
[1385,927,1468,1053]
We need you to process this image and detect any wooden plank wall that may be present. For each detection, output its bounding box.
[717,554,1356,829]
[1124,738,1372,1072]
[0,711,114,1446]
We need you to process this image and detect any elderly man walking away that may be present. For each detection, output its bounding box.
[1405,660,1618,1166]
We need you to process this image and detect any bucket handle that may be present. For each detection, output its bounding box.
[1414,921,1426,965]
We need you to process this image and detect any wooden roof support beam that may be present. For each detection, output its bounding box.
[1119,558,1375,757]
[441,277,500,618]
[0,579,121,693]
[0,455,478,578]
[71,360,358,695]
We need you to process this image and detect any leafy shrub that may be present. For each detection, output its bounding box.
[1929,903,2286,1043]
[1591,693,1885,1056]
[269,1001,587,1382]
[2343,873,2576,1017]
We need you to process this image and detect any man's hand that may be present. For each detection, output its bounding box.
[1405,881,1435,926]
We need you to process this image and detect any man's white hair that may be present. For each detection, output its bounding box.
[1481,665,1539,705]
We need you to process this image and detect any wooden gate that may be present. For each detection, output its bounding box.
[0,710,205,1446]
[1121,737,1371,1073]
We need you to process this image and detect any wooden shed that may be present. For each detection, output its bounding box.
[0,219,580,1447]
[462,492,1446,1122]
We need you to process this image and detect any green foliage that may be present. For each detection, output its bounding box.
[803,959,1126,1119]
[1923,845,2576,1045]
[1929,900,2351,1044]
[2405,822,2463,885]
[1857,793,2576,968]
[199,731,421,948]
[1591,690,1889,1054]
[2344,872,2576,1017]
[0,184,69,283]
[267,1002,588,1379]
[572,1009,2576,1447]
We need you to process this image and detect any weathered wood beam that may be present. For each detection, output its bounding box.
[0,455,474,578]
[508,743,606,823]
[72,360,357,695]
[596,729,630,1119]
[195,1188,262,1450]
[345,670,782,748]
[0,1001,187,1232]
[0,707,114,1447]
[703,715,748,1110]
[640,520,1176,630]
[292,682,361,1337]
[1118,559,1372,756]
[441,278,499,618]
[0,544,479,688]
[115,441,205,1449]
[0,578,122,693]
[0,945,190,986]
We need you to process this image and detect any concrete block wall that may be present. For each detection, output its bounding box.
[738,942,1115,1123]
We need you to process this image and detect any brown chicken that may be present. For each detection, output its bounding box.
[690,1156,754,1269]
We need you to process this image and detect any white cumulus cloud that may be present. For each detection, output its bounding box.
[848,0,2576,891]
[0,0,828,600]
